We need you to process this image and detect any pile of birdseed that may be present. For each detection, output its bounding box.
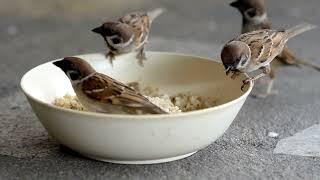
[53,94,86,111]
[53,83,216,114]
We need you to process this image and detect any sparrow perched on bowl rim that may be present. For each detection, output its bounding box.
[221,23,317,92]
[53,57,168,115]
[92,8,165,67]
[230,0,320,97]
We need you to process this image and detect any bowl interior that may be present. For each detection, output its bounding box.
[21,52,249,109]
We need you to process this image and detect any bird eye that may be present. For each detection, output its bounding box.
[68,71,80,81]
[241,59,247,66]
[246,9,257,18]
[112,37,121,44]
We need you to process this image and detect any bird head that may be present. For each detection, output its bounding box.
[221,41,251,75]
[53,57,95,84]
[230,0,266,22]
[92,22,134,48]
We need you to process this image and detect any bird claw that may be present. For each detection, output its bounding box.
[251,90,279,99]
[106,52,116,66]
[241,79,251,91]
[231,71,240,79]
[137,51,147,67]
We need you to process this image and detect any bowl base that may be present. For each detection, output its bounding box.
[81,151,197,164]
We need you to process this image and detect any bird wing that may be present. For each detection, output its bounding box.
[119,12,150,47]
[235,29,286,65]
[276,46,297,65]
[82,73,155,108]
[249,19,296,65]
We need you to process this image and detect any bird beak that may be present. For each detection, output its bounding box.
[226,67,232,76]
[92,26,103,34]
[230,1,240,8]
[53,59,68,72]
[53,60,63,68]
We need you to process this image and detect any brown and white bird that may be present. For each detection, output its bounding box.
[92,8,165,66]
[221,23,317,91]
[230,0,270,34]
[53,57,167,115]
[230,0,320,97]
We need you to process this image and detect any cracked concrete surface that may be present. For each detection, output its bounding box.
[1,0,320,179]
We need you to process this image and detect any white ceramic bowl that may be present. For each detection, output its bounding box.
[21,52,253,164]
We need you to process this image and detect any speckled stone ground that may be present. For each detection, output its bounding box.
[1,0,320,179]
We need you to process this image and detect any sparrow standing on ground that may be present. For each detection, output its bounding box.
[92,8,165,66]
[221,24,317,92]
[230,0,320,97]
[53,57,168,114]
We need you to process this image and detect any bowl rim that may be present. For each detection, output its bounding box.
[20,51,253,119]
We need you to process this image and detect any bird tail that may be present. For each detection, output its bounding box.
[278,47,320,71]
[285,23,317,39]
[147,8,166,22]
[295,58,320,72]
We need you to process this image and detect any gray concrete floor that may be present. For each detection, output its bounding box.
[1,0,320,179]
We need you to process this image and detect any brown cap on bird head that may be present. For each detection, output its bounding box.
[221,41,250,75]
[230,0,266,15]
[92,22,133,43]
[53,57,95,80]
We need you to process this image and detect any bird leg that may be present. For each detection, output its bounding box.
[136,46,147,67]
[251,65,279,98]
[266,69,276,94]
[106,51,116,66]
[231,71,241,79]
[241,66,270,91]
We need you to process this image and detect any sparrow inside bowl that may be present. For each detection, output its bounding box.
[20,52,253,164]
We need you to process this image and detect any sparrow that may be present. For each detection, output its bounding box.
[230,0,269,34]
[230,0,320,97]
[221,23,317,91]
[92,8,165,66]
[53,57,168,115]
